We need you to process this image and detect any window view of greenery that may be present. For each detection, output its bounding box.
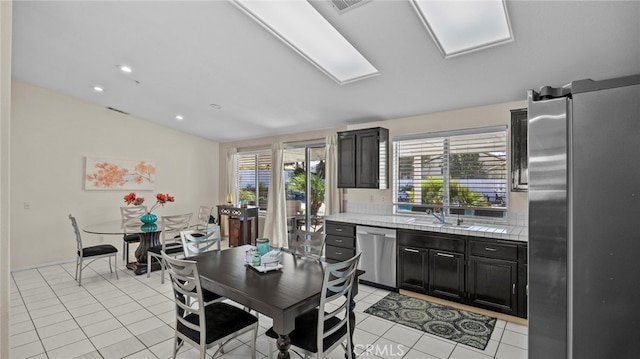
[237,152,271,210]
[394,130,507,218]
[284,146,326,231]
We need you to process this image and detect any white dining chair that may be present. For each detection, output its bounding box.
[147,213,192,283]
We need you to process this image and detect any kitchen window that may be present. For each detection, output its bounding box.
[236,151,271,210]
[393,126,507,218]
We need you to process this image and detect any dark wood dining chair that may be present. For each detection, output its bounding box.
[265,252,361,359]
[163,252,258,359]
[69,214,119,286]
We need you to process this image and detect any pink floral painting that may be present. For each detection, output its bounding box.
[85,157,155,190]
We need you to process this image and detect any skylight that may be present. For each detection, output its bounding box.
[231,0,379,84]
[411,0,513,58]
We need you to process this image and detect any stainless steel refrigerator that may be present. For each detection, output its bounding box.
[528,74,640,359]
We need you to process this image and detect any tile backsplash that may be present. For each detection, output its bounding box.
[344,201,528,228]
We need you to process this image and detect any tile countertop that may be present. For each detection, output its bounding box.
[324,213,528,243]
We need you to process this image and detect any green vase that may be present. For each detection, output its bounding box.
[140,213,158,224]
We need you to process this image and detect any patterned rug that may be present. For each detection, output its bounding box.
[364,292,496,350]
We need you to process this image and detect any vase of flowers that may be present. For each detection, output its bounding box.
[124,192,175,224]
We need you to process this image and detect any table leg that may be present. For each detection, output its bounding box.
[276,334,291,359]
[126,231,161,275]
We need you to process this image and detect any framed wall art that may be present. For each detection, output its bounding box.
[84,157,155,190]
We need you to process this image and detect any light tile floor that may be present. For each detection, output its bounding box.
[10,253,528,359]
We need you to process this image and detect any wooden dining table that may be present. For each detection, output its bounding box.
[193,245,361,359]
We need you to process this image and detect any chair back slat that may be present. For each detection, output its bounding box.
[120,206,147,219]
[69,214,83,254]
[196,206,213,229]
[161,213,192,248]
[181,228,221,257]
[288,229,325,261]
[163,252,207,345]
[317,252,361,353]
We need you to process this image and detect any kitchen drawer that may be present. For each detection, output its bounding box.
[325,245,356,262]
[398,230,465,252]
[325,222,356,237]
[470,240,518,261]
[325,234,355,249]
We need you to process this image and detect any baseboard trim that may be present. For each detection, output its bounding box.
[399,289,528,326]
[11,258,75,273]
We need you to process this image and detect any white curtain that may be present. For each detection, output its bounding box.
[324,135,343,215]
[264,142,288,248]
[226,148,238,203]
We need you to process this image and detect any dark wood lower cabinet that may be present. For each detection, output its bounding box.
[467,256,518,315]
[429,250,465,302]
[397,229,528,318]
[398,246,428,293]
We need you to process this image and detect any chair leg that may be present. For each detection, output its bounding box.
[113,255,119,280]
[122,242,126,261]
[147,253,152,278]
[78,258,83,286]
[160,257,165,284]
[251,323,257,359]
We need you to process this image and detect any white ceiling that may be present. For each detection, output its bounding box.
[11,1,640,143]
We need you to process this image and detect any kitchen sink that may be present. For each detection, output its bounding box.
[406,217,472,229]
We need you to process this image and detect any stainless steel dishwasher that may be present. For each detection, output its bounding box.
[356,226,397,289]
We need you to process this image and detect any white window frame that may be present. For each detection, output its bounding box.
[392,126,508,219]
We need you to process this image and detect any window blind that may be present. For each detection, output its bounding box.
[393,127,507,215]
[237,151,272,210]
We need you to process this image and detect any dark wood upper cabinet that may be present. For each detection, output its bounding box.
[511,108,528,191]
[337,127,389,189]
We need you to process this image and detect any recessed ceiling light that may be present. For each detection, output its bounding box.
[175,114,184,121]
[210,104,222,110]
[231,0,378,84]
[411,0,513,58]
[118,65,133,73]
[92,86,104,92]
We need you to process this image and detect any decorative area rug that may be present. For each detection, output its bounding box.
[364,292,496,350]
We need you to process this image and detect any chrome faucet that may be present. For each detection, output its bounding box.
[426,209,446,224]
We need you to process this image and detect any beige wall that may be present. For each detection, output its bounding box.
[1,1,12,356]
[219,100,528,216]
[10,80,220,268]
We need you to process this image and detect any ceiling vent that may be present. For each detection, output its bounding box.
[330,0,368,14]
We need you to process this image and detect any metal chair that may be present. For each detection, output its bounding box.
[147,213,192,283]
[195,206,214,230]
[69,214,119,286]
[163,253,258,359]
[180,228,221,257]
[180,228,225,306]
[288,229,326,262]
[266,252,361,359]
[120,206,147,262]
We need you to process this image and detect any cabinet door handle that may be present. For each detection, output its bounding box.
[485,247,498,252]
[335,251,342,256]
[334,239,343,243]
[335,228,343,232]
[437,253,454,258]
[512,284,516,295]
[404,248,419,253]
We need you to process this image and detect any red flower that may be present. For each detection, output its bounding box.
[123,192,144,206]
[124,192,175,213]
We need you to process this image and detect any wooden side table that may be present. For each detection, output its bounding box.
[216,205,259,246]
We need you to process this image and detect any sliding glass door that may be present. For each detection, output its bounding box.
[283,144,326,232]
